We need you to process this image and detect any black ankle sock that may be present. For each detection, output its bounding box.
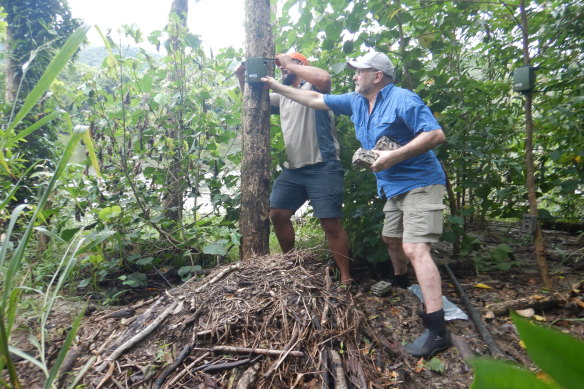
[392,273,409,288]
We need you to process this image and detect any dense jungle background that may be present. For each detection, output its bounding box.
[0,0,582,388]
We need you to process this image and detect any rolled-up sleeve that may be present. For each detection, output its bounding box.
[323,93,356,117]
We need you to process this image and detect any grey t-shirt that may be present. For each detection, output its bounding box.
[270,81,340,169]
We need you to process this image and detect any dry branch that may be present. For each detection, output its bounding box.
[194,262,243,293]
[96,301,178,372]
[263,325,301,378]
[152,345,192,389]
[209,345,304,358]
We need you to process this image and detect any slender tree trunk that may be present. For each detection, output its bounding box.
[163,0,189,228]
[519,0,551,288]
[4,27,18,103]
[240,0,273,259]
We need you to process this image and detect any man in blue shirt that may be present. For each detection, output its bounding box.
[262,51,450,358]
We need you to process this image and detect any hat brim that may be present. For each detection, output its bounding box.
[346,60,371,70]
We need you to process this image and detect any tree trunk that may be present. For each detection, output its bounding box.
[162,0,189,228]
[240,0,273,259]
[519,0,551,288]
[5,26,18,103]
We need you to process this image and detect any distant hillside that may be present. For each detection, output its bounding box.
[77,45,161,67]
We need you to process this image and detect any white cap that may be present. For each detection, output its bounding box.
[347,52,395,78]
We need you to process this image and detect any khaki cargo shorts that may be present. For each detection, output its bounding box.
[382,184,446,243]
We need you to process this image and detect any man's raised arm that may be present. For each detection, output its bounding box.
[261,76,330,111]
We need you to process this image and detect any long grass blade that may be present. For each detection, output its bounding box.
[0,162,41,213]
[45,305,86,388]
[7,25,89,133]
[7,346,47,374]
[81,126,101,177]
[5,110,63,147]
[0,204,28,268]
[2,126,85,311]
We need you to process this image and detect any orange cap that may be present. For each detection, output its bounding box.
[289,52,309,65]
[275,52,309,67]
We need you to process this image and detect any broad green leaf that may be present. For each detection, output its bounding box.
[98,206,122,220]
[202,243,227,256]
[425,357,445,373]
[136,257,154,266]
[470,358,559,389]
[512,312,584,389]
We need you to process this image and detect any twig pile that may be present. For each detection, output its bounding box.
[65,251,404,388]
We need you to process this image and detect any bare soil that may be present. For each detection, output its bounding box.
[10,224,584,388]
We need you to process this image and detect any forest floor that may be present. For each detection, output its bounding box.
[11,222,584,388]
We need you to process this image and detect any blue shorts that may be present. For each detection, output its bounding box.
[270,161,344,219]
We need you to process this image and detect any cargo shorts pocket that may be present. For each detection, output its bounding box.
[405,203,446,238]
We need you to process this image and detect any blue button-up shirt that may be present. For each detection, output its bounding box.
[324,83,446,199]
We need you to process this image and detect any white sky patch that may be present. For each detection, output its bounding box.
[68,0,244,51]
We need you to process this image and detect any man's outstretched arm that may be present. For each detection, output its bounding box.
[261,76,330,110]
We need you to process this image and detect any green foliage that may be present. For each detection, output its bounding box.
[274,0,584,265]
[471,312,584,389]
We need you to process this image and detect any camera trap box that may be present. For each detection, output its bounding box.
[245,57,268,84]
[513,66,535,93]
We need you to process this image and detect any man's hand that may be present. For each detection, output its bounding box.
[370,149,398,172]
[261,76,281,92]
[234,63,245,80]
[275,53,294,69]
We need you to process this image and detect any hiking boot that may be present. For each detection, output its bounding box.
[405,309,451,357]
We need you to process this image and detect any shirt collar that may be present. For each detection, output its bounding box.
[379,83,395,100]
[357,83,395,105]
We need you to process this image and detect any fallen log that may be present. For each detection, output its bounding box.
[486,294,567,317]
[485,279,584,316]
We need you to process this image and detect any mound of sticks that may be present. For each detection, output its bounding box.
[63,251,405,388]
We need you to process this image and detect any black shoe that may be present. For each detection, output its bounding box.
[405,328,451,357]
[405,309,451,357]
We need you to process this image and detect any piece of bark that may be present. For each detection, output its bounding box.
[152,345,192,389]
[451,334,475,362]
[319,348,330,389]
[57,344,87,387]
[329,350,348,389]
[235,362,261,389]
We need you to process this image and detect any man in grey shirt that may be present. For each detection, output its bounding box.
[235,53,352,285]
